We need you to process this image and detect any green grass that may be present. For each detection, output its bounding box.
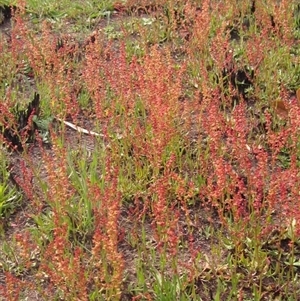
[0,151,21,223]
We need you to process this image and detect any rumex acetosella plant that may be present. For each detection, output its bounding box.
[202,3,298,237]
[0,0,300,300]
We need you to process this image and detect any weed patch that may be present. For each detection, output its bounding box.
[0,0,300,300]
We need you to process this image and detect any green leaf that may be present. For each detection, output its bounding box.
[32,115,54,131]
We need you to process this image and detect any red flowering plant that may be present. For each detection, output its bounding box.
[0,0,300,300]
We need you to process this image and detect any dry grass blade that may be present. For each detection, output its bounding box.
[55,117,104,137]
